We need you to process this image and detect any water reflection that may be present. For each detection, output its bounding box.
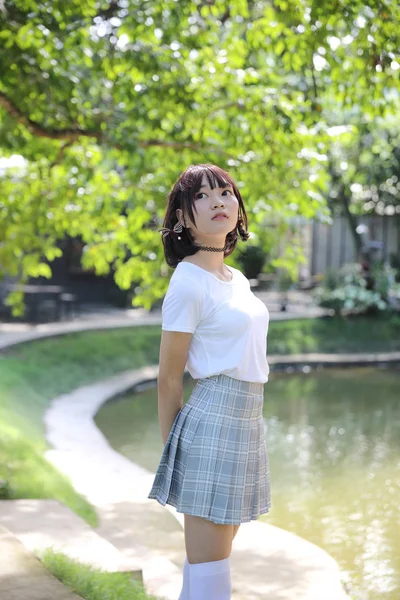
[95,366,400,600]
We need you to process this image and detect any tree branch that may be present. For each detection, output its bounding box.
[49,140,75,169]
[327,153,362,254]
[0,1,121,32]
[0,91,235,157]
[0,92,101,141]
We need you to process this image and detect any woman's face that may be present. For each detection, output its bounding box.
[177,174,239,246]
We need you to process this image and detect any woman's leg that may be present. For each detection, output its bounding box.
[183,514,235,599]
[179,517,240,598]
[232,524,240,542]
[184,514,234,563]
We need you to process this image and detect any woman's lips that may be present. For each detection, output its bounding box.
[212,215,228,220]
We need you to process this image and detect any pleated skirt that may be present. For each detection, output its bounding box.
[147,373,271,525]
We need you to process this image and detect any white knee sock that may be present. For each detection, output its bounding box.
[178,557,190,600]
[188,556,231,600]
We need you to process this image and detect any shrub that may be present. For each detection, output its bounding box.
[313,262,400,316]
[236,244,267,279]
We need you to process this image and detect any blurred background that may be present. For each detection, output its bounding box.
[0,2,399,600]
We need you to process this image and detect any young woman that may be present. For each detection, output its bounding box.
[148,164,271,599]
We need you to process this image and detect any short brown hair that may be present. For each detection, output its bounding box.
[159,164,250,268]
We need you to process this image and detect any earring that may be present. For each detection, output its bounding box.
[158,221,184,240]
[173,221,183,240]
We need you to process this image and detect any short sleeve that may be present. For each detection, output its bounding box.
[161,277,204,333]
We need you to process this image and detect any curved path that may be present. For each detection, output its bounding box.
[43,364,349,600]
[1,307,399,367]
[4,308,397,598]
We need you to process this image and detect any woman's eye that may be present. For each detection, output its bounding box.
[194,190,233,200]
[196,190,232,199]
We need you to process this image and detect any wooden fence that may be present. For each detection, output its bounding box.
[310,214,400,276]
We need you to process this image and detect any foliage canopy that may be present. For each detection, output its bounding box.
[0,0,399,313]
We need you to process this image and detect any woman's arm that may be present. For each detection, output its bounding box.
[157,329,193,445]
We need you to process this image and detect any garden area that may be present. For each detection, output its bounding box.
[1,0,400,599]
[1,317,400,599]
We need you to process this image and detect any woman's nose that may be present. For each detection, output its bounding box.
[212,196,225,207]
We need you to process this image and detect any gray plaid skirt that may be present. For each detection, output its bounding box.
[147,373,271,525]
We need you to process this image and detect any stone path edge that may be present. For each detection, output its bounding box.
[4,316,397,598]
[1,314,399,368]
[43,363,350,599]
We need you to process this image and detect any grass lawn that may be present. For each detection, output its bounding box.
[0,325,162,525]
[41,549,157,600]
[0,314,399,527]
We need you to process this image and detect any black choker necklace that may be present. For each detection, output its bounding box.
[195,243,228,252]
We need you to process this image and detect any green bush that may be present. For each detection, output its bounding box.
[0,476,12,499]
[313,262,400,316]
[236,244,267,279]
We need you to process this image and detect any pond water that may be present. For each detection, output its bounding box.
[95,366,400,600]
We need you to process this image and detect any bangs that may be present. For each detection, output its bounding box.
[180,164,238,226]
[181,164,234,196]
[197,165,234,191]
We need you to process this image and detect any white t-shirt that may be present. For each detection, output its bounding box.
[161,261,270,383]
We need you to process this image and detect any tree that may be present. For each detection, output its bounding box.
[324,107,400,254]
[0,0,399,314]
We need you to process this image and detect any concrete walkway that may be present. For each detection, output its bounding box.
[1,306,399,368]
[42,364,349,600]
[0,289,330,350]
[5,298,397,599]
[0,525,83,600]
[0,500,143,578]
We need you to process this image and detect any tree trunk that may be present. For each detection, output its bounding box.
[338,186,363,256]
